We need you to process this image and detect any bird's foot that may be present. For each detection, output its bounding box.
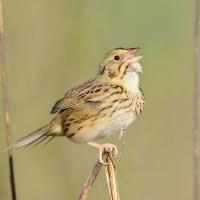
[88,142,118,165]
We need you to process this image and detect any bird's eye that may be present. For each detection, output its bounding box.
[113,55,120,61]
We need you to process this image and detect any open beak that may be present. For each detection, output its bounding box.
[125,47,143,62]
[125,48,143,73]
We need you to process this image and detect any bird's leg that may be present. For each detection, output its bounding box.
[118,128,126,158]
[87,142,118,165]
[118,128,125,141]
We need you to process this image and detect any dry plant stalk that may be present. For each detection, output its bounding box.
[0,1,17,200]
[193,0,200,199]
[78,160,103,200]
[78,152,120,200]
[105,152,120,200]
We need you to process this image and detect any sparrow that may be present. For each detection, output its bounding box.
[9,47,145,164]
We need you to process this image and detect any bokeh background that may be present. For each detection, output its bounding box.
[0,0,195,199]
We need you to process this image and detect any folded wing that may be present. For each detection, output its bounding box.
[50,79,110,114]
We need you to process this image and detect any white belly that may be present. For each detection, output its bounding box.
[78,112,136,142]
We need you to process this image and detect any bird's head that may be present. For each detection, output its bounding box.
[97,47,143,90]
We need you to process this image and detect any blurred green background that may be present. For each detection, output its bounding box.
[0,0,195,199]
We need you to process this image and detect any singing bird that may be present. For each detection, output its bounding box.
[9,47,145,164]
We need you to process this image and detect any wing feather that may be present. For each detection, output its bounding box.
[50,79,110,114]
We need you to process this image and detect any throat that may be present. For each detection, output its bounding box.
[122,71,139,91]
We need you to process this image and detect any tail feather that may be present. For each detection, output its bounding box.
[33,135,55,147]
[8,125,51,150]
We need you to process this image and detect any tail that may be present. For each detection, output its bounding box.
[8,124,55,150]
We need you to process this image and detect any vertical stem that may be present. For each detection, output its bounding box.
[0,1,17,200]
[193,0,200,200]
[105,153,120,200]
